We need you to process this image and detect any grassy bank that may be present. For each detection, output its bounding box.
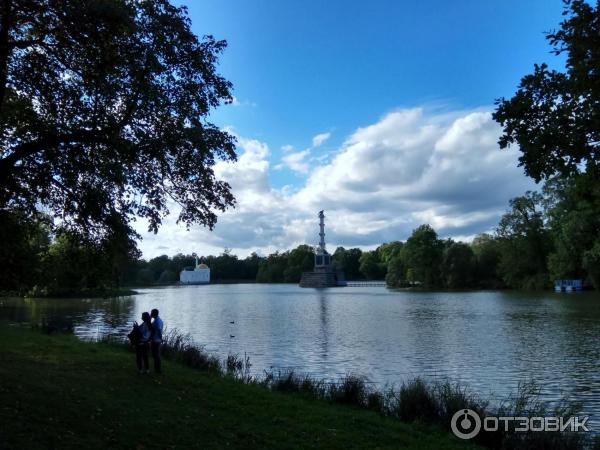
[0,325,473,449]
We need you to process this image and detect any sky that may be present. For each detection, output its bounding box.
[136,0,568,258]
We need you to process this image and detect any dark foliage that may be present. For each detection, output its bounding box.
[0,0,236,240]
[493,0,600,183]
[333,247,363,280]
[492,0,600,290]
[0,209,50,291]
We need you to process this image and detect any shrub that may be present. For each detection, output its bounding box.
[395,378,440,423]
[161,329,221,373]
[226,352,252,382]
[329,374,369,406]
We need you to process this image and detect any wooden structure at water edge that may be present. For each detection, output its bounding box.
[299,211,346,288]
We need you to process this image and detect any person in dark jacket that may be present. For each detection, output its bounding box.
[136,312,152,374]
[150,308,163,374]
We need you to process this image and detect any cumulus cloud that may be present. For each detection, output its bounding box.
[136,107,535,258]
[312,132,331,147]
[278,149,311,174]
[292,107,534,246]
[135,135,315,257]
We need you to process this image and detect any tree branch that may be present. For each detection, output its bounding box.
[0,130,108,179]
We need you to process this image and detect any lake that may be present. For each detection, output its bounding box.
[2,285,600,423]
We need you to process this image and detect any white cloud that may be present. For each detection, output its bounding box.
[276,133,330,174]
[136,106,535,258]
[135,135,314,258]
[279,149,311,174]
[312,132,331,147]
[291,107,534,245]
[229,96,257,107]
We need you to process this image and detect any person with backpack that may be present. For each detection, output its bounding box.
[130,312,152,374]
[150,309,163,374]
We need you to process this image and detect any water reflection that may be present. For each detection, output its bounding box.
[318,292,329,361]
[2,286,600,422]
[0,296,135,339]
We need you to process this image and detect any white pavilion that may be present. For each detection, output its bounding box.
[180,255,210,284]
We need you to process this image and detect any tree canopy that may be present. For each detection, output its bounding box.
[401,224,444,288]
[493,0,600,183]
[496,192,552,289]
[0,0,236,239]
[494,0,600,289]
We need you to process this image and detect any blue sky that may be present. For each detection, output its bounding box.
[138,0,568,257]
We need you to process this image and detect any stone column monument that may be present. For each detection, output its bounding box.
[299,210,346,288]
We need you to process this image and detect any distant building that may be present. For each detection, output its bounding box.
[554,279,583,292]
[299,210,346,288]
[180,255,210,284]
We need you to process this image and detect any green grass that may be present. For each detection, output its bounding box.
[0,324,475,450]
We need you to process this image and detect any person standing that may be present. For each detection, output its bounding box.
[150,308,163,374]
[136,312,152,374]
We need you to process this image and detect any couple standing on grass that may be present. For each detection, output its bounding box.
[131,308,163,375]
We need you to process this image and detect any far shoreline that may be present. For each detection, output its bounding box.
[1,282,583,300]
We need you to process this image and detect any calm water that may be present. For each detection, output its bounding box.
[2,285,600,421]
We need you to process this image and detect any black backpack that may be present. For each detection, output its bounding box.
[127,322,142,346]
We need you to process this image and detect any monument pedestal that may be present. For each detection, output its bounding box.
[299,268,346,288]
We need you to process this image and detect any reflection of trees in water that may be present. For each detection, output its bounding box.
[76,297,136,339]
[0,296,135,339]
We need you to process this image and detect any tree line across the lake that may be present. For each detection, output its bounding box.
[3,170,600,296]
[0,1,598,296]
